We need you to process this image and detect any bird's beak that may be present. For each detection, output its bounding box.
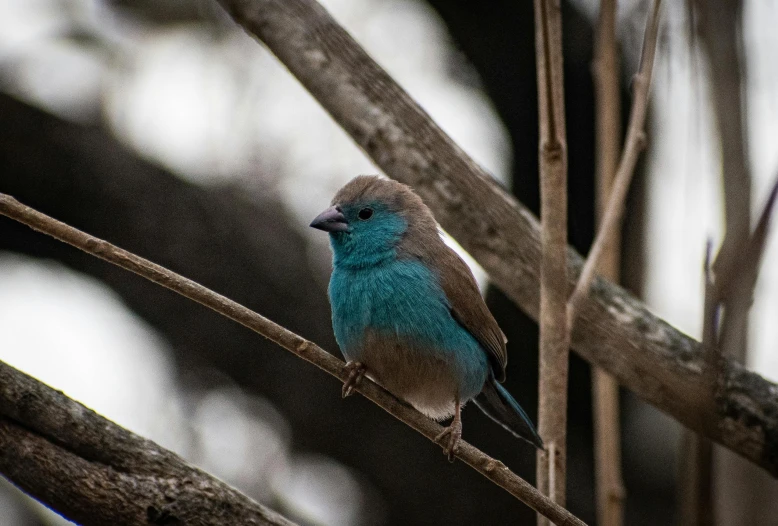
[310,205,349,232]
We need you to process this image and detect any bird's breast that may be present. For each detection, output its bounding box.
[329,259,449,352]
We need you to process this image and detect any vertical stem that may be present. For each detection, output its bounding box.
[679,243,717,526]
[681,1,751,523]
[592,1,625,525]
[533,0,569,522]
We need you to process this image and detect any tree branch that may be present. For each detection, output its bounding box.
[680,176,778,524]
[682,2,760,520]
[696,0,752,363]
[0,193,586,526]
[212,0,778,477]
[679,241,717,526]
[533,0,570,517]
[590,0,626,524]
[0,361,296,526]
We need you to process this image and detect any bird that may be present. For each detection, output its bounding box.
[310,175,543,459]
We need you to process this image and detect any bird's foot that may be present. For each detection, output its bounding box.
[435,419,463,462]
[342,361,366,398]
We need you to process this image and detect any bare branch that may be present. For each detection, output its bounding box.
[212,0,778,477]
[591,0,626,524]
[0,193,586,526]
[678,429,715,526]
[680,241,718,526]
[696,0,752,363]
[567,0,662,326]
[680,2,753,521]
[0,361,296,526]
[533,0,570,517]
[680,176,778,524]
[717,177,778,340]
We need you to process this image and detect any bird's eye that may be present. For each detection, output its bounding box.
[358,207,374,220]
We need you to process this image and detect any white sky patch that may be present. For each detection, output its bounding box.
[273,454,375,526]
[0,254,188,453]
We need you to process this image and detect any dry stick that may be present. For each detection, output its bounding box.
[533,0,569,521]
[716,178,778,299]
[590,0,626,524]
[566,0,662,325]
[682,4,752,522]
[680,177,778,525]
[0,193,586,526]
[679,242,718,526]
[213,0,778,478]
[699,0,752,362]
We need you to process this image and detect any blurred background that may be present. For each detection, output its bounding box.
[1,0,777,524]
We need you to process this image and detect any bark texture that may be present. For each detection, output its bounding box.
[0,361,295,526]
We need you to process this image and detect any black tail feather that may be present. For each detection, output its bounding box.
[474,376,544,449]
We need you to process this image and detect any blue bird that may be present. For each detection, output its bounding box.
[310,176,543,459]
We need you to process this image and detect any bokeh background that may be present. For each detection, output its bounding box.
[1,0,777,524]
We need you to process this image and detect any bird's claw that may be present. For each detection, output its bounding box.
[435,420,463,462]
[342,361,366,398]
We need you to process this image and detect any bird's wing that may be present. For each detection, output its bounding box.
[436,245,509,382]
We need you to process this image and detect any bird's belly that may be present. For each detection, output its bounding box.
[358,332,484,421]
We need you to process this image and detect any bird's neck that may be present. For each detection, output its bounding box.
[331,235,397,269]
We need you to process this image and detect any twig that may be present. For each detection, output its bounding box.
[206,0,774,477]
[680,241,718,526]
[696,0,752,363]
[681,2,754,521]
[717,177,778,299]
[533,0,570,519]
[0,193,587,526]
[680,177,778,523]
[566,0,663,326]
[678,425,715,526]
[591,0,626,524]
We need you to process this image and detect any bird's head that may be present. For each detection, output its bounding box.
[310,176,438,268]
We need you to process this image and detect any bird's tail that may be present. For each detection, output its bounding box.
[474,375,544,449]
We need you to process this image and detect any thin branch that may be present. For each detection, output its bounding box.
[591,0,626,524]
[566,0,662,326]
[679,427,715,526]
[680,176,778,524]
[696,0,752,363]
[680,241,718,526]
[717,176,778,298]
[681,2,759,520]
[0,362,296,526]
[0,193,587,526]
[212,0,778,478]
[533,0,570,518]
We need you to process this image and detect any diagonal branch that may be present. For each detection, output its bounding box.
[566,0,662,326]
[0,361,296,526]
[213,0,778,478]
[0,193,587,526]
[533,0,570,517]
